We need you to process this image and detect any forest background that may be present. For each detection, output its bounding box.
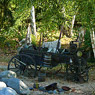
[0,0,95,62]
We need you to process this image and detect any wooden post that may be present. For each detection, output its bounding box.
[56,26,63,50]
[39,32,42,50]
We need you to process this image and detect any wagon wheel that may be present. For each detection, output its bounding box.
[20,53,42,71]
[69,57,89,82]
[8,54,37,77]
[77,57,89,82]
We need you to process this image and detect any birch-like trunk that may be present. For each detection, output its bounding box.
[26,24,32,44]
[90,29,95,58]
[70,15,76,37]
[31,6,37,38]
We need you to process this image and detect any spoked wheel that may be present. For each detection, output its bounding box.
[77,57,89,82]
[8,54,37,76]
[69,57,89,82]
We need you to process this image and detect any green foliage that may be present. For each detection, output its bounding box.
[5,40,18,49]
[0,0,15,32]
[74,0,95,28]
[31,34,37,46]
[0,36,18,50]
[0,36,6,49]
[0,0,94,60]
[34,0,64,32]
[84,29,92,51]
[0,36,6,43]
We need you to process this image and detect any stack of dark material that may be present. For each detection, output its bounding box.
[45,83,57,91]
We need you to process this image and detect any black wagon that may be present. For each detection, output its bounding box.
[8,41,89,82]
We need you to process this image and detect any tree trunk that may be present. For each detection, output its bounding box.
[26,24,32,44]
[31,6,37,38]
[90,29,95,58]
[70,15,76,37]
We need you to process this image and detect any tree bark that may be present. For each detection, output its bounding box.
[90,29,95,58]
[70,15,76,37]
[31,6,37,38]
[26,23,32,44]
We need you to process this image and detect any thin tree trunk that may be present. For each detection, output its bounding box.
[90,29,95,58]
[70,15,76,37]
[31,6,37,38]
[26,23,32,44]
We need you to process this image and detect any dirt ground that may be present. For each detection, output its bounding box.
[0,52,95,95]
[0,62,95,95]
[20,68,95,95]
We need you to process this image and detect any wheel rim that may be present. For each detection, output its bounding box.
[8,55,26,74]
[8,54,37,76]
[69,57,89,82]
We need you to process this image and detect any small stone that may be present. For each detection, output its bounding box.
[0,87,18,95]
[0,81,7,90]
[6,78,30,95]
[0,70,16,79]
[60,92,65,95]
[1,78,9,84]
[38,86,45,91]
[53,90,59,94]
[58,88,64,92]
[48,90,53,94]
[71,88,76,92]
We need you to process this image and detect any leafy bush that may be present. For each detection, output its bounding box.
[84,29,92,51]
[5,40,18,49]
[0,36,6,49]
[31,34,37,46]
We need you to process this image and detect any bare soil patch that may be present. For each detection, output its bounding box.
[0,52,95,95]
[0,62,95,95]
